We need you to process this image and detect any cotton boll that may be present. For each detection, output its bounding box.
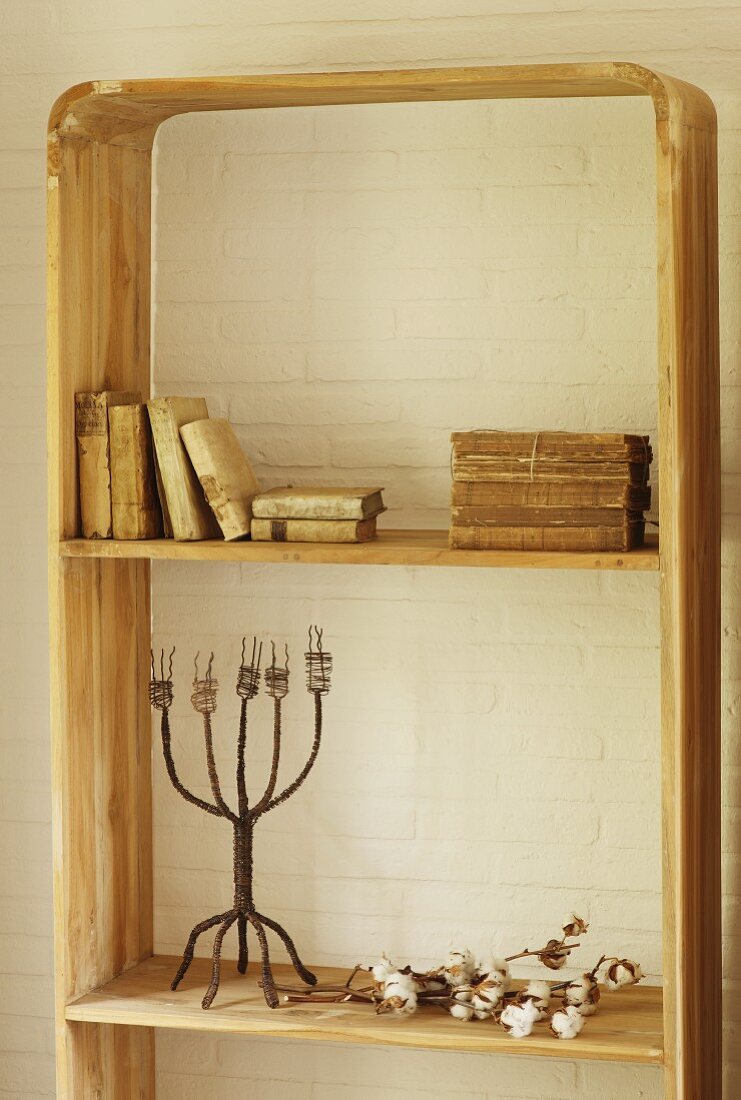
[443,949,476,986]
[604,959,643,989]
[449,1001,475,1022]
[525,980,552,1009]
[500,998,540,1039]
[451,985,473,1003]
[550,1004,586,1040]
[487,956,511,987]
[378,991,418,1017]
[538,938,571,970]
[562,913,589,938]
[564,974,600,1007]
[371,955,395,983]
[521,980,552,1021]
[471,977,504,1015]
[384,972,418,1001]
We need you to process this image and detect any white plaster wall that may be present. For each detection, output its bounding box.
[0,3,739,1098]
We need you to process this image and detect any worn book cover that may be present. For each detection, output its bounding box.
[75,390,140,538]
[451,481,651,511]
[108,404,162,540]
[146,396,221,541]
[451,430,652,455]
[452,457,650,484]
[451,505,644,528]
[251,517,378,543]
[180,419,260,541]
[449,523,645,552]
[252,486,385,521]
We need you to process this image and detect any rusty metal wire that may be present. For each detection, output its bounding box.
[149,630,332,1011]
[191,652,218,714]
[236,636,262,699]
[305,625,332,695]
[265,641,290,700]
[149,648,175,709]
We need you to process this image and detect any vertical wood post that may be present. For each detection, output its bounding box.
[655,76,721,1100]
[48,127,155,1098]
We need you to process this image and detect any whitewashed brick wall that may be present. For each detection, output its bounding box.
[1,2,739,1098]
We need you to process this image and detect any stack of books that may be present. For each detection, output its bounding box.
[251,487,386,543]
[449,431,652,551]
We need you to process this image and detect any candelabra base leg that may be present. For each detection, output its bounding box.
[171,909,234,992]
[170,906,316,1009]
[202,912,239,1009]
[254,910,318,987]
[250,915,280,1008]
[237,913,248,975]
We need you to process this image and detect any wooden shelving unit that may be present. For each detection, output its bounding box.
[47,63,720,1099]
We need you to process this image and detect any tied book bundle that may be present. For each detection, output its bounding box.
[251,487,386,544]
[449,431,653,552]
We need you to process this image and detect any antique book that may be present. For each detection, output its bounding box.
[451,480,651,511]
[252,486,385,521]
[75,390,139,538]
[452,456,650,483]
[108,404,162,540]
[180,419,260,541]
[451,505,644,528]
[152,449,174,538]
[451,430,652,461]
[449,523,645,552]
[146,396,221,541]
[251,517,377,543]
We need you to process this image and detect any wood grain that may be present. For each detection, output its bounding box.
[48,111,154,1097]
[66,956,664,1065]
[655,76,721,1100]
[58,529,661,570]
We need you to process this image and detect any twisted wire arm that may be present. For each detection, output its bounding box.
[201,711,239,825]
[150,649,221,817]
[160,709,222,818]
[236,698,249,818]
[261,691,323,816]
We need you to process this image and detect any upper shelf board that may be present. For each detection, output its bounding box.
[59,530,660,570]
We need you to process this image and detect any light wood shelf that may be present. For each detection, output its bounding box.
[66,956,664,1065]
[48,62,721,1099]
[58,530,660,570]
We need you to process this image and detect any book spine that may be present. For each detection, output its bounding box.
[252,495,382,520]
[75,393,113,538]
[251,517,377,543]
[146,398,220,541]
[450,505,637,527]
[108,405,161,540]
[452,460,649,484]
[451,481,651,510]
[180,419,259,541]
[449,524,645,552]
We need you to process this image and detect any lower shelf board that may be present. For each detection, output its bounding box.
[65,956,664,1064]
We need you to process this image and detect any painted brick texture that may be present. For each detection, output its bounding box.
[1,3,740,1099]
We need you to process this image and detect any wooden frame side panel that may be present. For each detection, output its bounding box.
[48,133,154,1098]
[656,82,721,1100]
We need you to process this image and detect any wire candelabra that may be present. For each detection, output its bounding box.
[149,627,332,1009]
